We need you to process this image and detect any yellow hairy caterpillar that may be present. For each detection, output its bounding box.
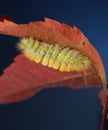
[18,38,92,72]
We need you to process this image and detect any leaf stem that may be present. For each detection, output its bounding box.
[100,92,108,130]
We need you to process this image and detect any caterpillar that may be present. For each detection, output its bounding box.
[17,38,91,72]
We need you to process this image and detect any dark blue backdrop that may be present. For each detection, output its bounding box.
[0,0,108,130]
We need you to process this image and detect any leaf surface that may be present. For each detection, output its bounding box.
[0,54,102,104]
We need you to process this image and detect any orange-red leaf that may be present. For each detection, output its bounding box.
[0,54,102,104]
[0,17,106,104]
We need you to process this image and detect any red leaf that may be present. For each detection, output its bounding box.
[0,16,13,22]
[0,54,102,104]
[0,17,106,105]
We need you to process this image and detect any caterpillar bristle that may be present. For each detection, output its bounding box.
[17,38,92,72]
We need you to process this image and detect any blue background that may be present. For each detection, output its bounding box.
[0,0,108,130]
